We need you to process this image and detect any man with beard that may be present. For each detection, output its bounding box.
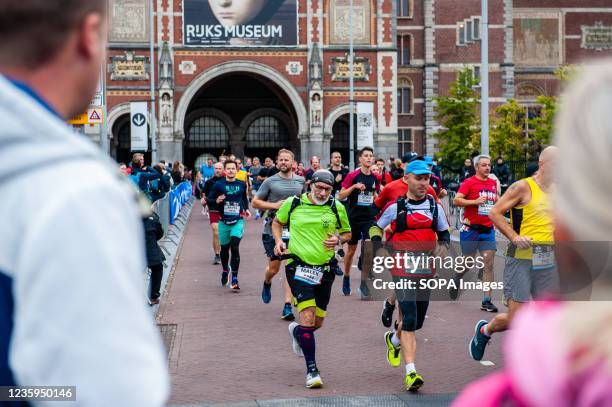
[253,149,305,320]
[273,170,351,388]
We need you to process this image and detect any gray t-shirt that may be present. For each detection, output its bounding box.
[256,172,305,235]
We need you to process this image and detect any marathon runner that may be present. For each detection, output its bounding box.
[207,160,251,290]
[470,147,559,361]
[452,154,499,312]
[201,162,224,264]
[272,170,351,388]
[371,160,450,391]
[374,153,440,327]
[339,146,380,298]
[329,151,349,258]
[252,149,305,321]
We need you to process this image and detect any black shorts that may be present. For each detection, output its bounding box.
[262,234,289,260]
[395,279,431,332]
[348,219,376,245]
[286,261,336,318]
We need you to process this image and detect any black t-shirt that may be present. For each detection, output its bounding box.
[342,169,380,223]
[329,167,350,197]
[260,166,279,179]
[203,176,223,211]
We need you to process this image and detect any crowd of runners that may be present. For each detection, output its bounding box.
[196,145,559,392]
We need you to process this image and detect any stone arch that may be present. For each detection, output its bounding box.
[106,102,131,141]
[174,61,308,138]
[324,103,377,138]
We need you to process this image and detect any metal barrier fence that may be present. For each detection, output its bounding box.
[440,190,463,231]
[151,193,170,235]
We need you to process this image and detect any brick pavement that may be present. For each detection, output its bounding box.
[158,208,504,405]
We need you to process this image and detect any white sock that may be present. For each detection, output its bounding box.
[391,332,401,347]
[482,323,492,337]
[405,363,416,374]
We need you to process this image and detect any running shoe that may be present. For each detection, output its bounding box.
[261,282,272,304]
[359,280,371,299]
[384,331,401,367]
[342,276,351,296]
[221,270,229,287]
[213,254,221,265]
[331,262,343,276]
[480,299,498,312]
[449,272,462,300]
[281,303,295,321]
[469,320,491,361]
[405,371,424,392]
[337,248,345,258]
[288,322,303,356]
[381,299,395,328]
[230,276,240,290]
[305,370,323,388]
[255,211,261,220]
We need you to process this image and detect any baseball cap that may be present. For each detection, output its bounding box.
[310,170,334,187]
[401,152,418,163]
[405,160,433,175]
[424,156,434,165]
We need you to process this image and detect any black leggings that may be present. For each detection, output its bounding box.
[220,236,241,275]
[149,263,164,300]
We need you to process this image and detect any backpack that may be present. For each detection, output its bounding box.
[389,195,438,240]
[285,195,342,231]
[149,178,162,196]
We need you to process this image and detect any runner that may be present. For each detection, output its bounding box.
[469,147,559,361]
[452,155,499,312]
[339,146,380,298]
[272,170,351,388]
[371,160,450,391]
[207,160,251,289]
[252,149,305,321]
[374,154,440,327]
[202,162,224,264]
[329,151,349,259]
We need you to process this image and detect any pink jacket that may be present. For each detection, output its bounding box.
[453,302,612,407]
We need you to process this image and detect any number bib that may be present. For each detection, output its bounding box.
[532,245,555,269]
[224,201,240,216]
[282,226,290,241]
[294,265,325,285]
[403,251,433,277]
[357,192,374,206]
[478,202,493,216]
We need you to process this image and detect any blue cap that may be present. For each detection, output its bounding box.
[424,156,434,165]
[405,160,433,175]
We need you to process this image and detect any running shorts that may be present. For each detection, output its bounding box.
[286,261,336,318]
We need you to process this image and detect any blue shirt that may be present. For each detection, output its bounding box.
[200,164,214,181]
[207,179,249,224]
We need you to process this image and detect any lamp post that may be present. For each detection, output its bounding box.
[149,0,158,164]
[480,0,489,155]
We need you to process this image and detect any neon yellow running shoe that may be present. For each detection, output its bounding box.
[384,331,401,367]
[405,371,424,391]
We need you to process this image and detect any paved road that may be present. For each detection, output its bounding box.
[157,208,504,405]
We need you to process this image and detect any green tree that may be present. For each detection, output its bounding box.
[433,69,480,167]
[489,99,526,161]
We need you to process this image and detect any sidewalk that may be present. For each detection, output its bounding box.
[157,208,504,405]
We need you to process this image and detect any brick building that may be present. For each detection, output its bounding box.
[397,0,612,156]
[100,0,398,168]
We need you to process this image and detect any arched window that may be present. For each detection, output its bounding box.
[246,116,289,148]
[398,34,412,66]
[398,77,413,114]
[187,116,229,148]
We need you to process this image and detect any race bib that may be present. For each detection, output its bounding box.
[282,226,290,240]
[294,265,325,285]
[357,192,374,206]
[477,202,493,216]
[532,245,555,269]
[224,201,240,216]
[403,252,433,276]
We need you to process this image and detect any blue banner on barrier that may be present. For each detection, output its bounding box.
[170,182,192,224]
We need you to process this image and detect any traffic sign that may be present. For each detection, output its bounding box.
[130,101,148,151]
[88,108,103,124]
[68,113,89,125]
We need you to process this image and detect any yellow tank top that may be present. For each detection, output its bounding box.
[509,177,554,260]
[236,170,248,182]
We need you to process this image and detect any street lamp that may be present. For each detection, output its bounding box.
[348,0,355,170]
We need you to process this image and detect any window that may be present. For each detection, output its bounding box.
[466,20,473,42]
[472,17,481,40]
[457,22,466,46]
[398,129,414,156]
[397,0,411,17]
[398,78,413,114]
[398,35,412,66]
[246,116,289,148]
[187,116,229,148]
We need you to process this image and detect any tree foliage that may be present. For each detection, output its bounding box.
[489,99,525,161]
[433,69,480,167]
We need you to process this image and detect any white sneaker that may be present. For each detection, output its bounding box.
[306,371,322,388]
[288,322,303,356]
